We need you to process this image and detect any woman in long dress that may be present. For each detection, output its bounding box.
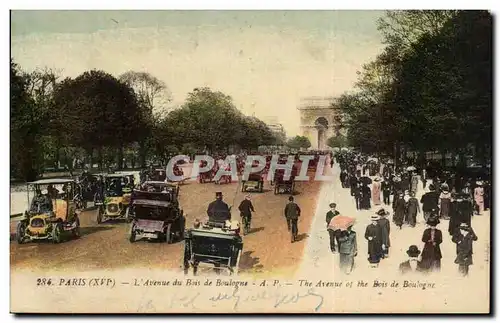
[372,177,382,206]
[474,182,484,215]
[392,192,405,229]
[421,217,443,272]
[365,215,383,267]
[440,187,452,220]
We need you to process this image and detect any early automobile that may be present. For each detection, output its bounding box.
[128,189,185,243]
[140,180,180,200]
[16,179,81,244]
[183,220,243,275]
[273,168,296,195]
[241,171,264,192]
[96,173,136,224]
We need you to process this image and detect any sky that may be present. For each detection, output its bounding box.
[11,10,385,135]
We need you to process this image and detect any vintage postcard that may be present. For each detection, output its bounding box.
[9,10,492,314]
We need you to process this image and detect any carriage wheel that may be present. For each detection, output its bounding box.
[193,263,199,276]
[165,223,172,244]
[233,250,242,275]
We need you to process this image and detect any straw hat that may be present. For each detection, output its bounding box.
[370,215,380,221]
[376,208,390,217]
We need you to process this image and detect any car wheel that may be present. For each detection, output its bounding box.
[16,221,26,244]
[73,217,81,238]
[52,223,63,244]
[165,223,172,244]
[129,223,136,243]
[97,208,103,224]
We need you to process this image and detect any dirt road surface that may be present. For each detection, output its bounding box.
[10,175,322,276]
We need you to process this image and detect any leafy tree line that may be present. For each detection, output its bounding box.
[336,10,492,167]
[10,63,282,180]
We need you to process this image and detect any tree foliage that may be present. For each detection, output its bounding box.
[338,10,492,163]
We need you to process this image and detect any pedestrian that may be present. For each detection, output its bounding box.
[381,177,391,206]
[326,203,341,253]
[474,181,484,215]
[484,180,490,211]
[284,196,301,243]
[421,184,440,222]
[340,170,348,188]
[439,186,452,220]
[338,225,357,274]
[238,194,255,235]
[399,245,425,274]
[449,193,473,236]
[360,182,371,210]
[406,191,420,227]
[410,171,419,195]
[372,177,382,206]
[403,190,411,224]
[421,216,443,272]
[365,214,383,268]
[353,182,362,210]
[452,222,478,277]
[392,192,405,229]
[376,209,391,258]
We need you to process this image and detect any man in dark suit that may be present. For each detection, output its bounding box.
[284,196,301,243]
[207,192,231,223]
[326,203,341,253]
[421,184,440,222]
[399,245,425,274]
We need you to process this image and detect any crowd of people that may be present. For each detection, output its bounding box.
[326,150,487,277]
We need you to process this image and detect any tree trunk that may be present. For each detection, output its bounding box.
[98,147,103,171]
[139,139,147,169]
[394,142,401,170]
[117,145,124,170]
[441,149,447,168]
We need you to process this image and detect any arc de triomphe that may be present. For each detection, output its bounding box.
[298,96,343,150]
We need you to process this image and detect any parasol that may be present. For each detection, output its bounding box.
[367,157,378,163]
[328,215,356,231]
[406,166,416,171]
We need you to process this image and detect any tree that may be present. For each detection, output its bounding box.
[327,135,347,148]
[286,136,311,150]
[53,70,142,169]
[10,59,47,180]
[120,71,172,167]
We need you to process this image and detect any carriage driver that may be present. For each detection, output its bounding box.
[207,192,231,223]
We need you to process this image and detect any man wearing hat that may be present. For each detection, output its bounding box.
[421,216,442,272]
[399,245,425,274]
[207,192,231,223]
[365,214,383,267]
[452,222,478,276]
[376,209,391,258]
[238,194,255,235]
[284,196,301,243]
[420,184,440,222]
[326,203,341,253]
[449,193,473,236]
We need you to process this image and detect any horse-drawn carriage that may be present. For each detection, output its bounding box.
[128,189,185,243]
[183,220,243,275]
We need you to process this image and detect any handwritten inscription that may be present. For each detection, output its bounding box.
[208,287,324,312]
